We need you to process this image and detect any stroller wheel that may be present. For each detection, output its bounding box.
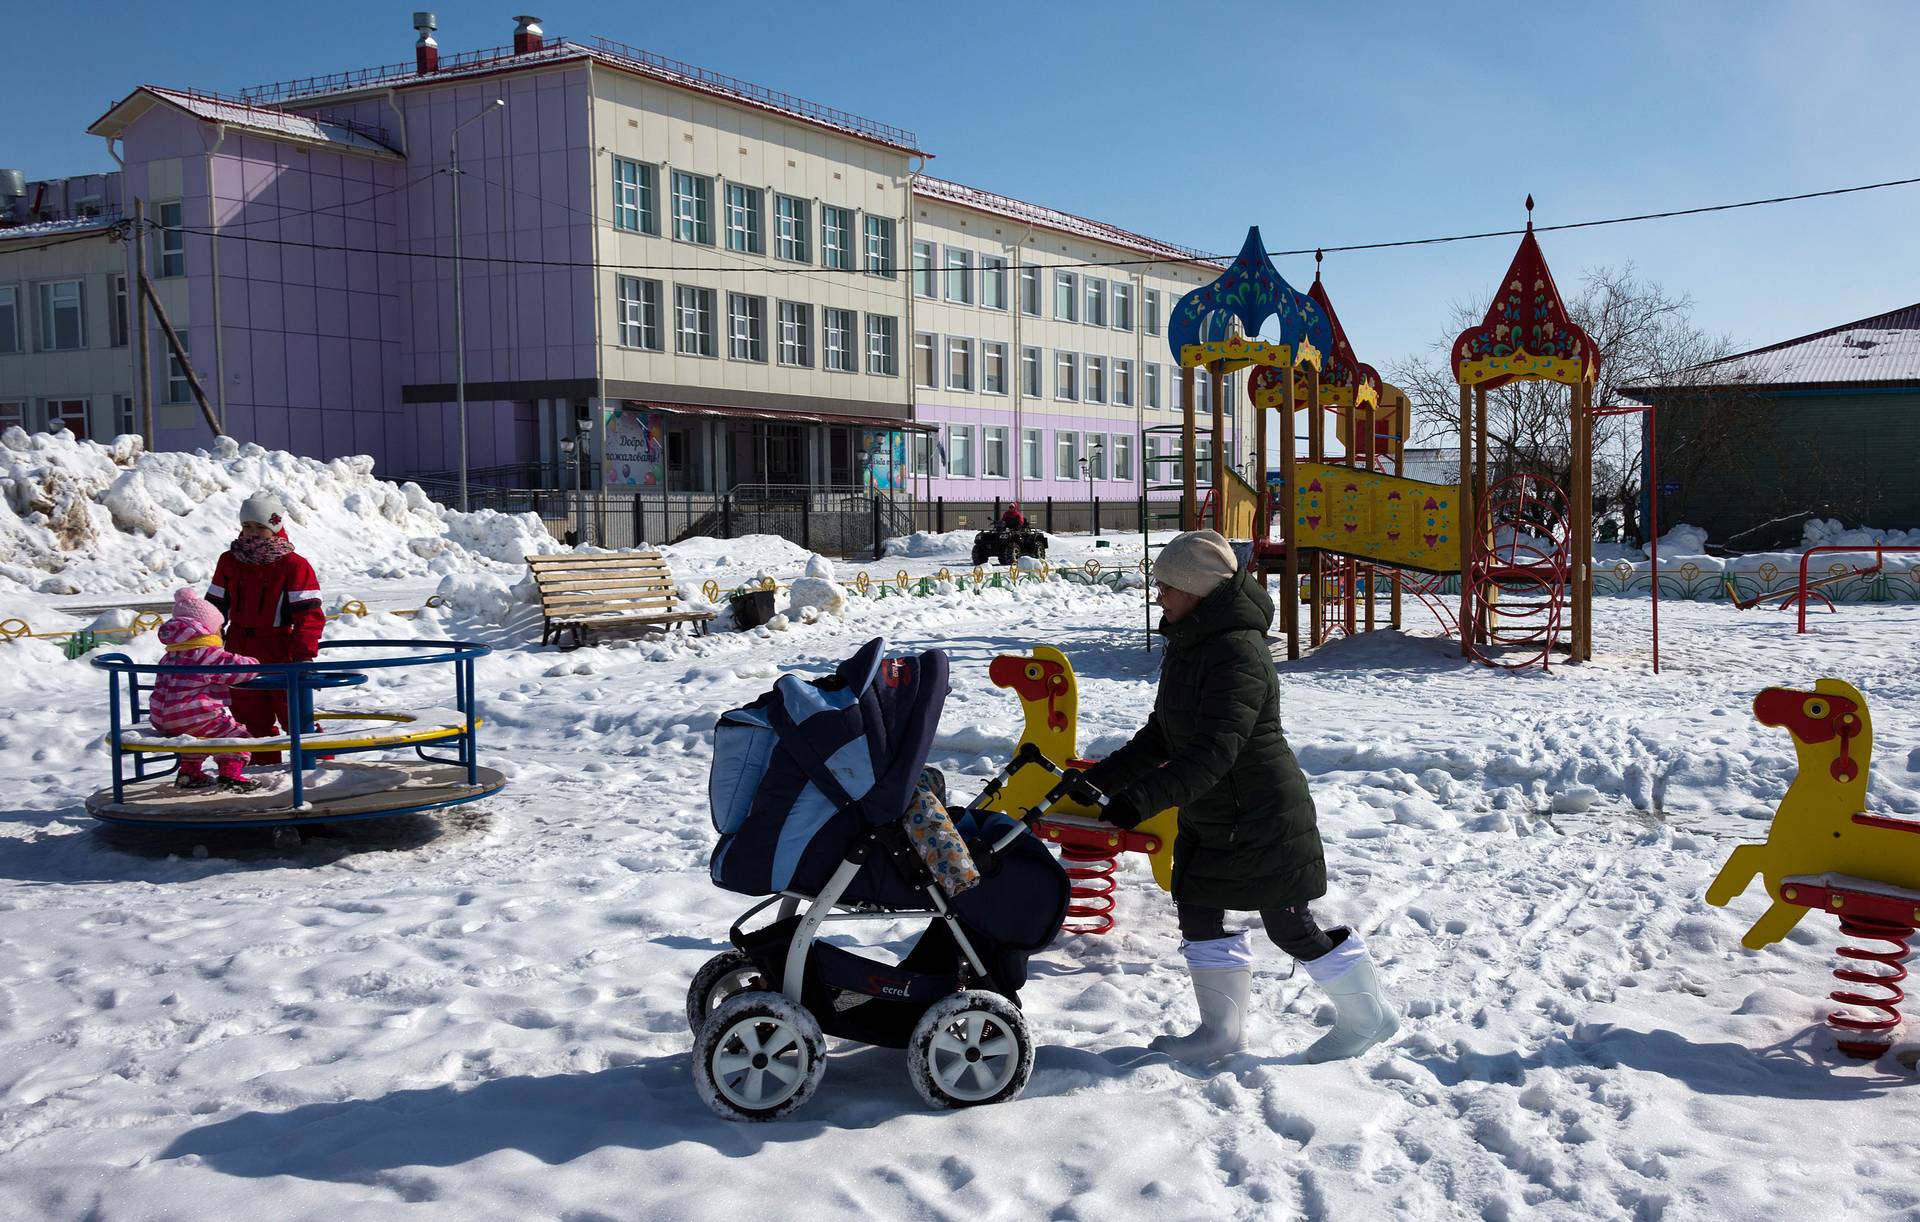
[686,950,764,1034]
[694,991,826,1122]
[907,991,1033,1109]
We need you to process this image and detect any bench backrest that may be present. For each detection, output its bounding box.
[527,550,689,616]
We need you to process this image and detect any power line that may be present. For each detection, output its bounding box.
[155,169,1920,277]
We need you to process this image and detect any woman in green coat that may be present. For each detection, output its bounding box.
[1059,529,1397,1064]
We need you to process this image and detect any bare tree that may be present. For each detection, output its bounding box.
[1389,265,1758,543]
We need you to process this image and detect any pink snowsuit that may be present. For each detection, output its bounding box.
[150,617,259,780]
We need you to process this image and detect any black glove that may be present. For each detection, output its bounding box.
[1100,790,1146,831]
[1047,770,1105,809]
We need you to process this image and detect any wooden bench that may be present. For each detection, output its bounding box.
[527,551,715,649]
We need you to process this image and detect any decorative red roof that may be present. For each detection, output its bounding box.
[1452,227,1598,389]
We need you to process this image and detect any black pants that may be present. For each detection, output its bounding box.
[1177,901,1342,962]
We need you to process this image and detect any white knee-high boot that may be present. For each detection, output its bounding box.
[1150,932,1252,1062]
[1301,930,1398,1063]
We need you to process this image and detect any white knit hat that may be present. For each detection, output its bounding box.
[1153,529,1239,596]
[239,492,288,529]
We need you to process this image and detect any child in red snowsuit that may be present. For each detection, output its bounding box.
[207,493,324,766]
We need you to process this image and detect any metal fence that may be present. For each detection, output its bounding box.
[909,496,1185,537]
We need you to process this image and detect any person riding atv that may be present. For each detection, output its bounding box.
[971,504,1049,566]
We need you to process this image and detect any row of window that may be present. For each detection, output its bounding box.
[910,333,1228,412]
[612,275,901,374]
[912,244,1168,335]
[0,274,137,355]
[609,158,897,275]
[0,395,140,440]
[914,426,1212,485]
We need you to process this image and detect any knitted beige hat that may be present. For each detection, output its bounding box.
[1153,529,1238,596]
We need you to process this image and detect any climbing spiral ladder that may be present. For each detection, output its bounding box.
[1466,472,1572,671]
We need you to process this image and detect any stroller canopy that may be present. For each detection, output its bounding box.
[711,638,949,895]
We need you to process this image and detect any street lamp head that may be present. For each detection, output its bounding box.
[559,436,575,455]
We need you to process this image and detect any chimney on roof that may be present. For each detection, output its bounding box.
[413,12,439,73]
[513,15,544,54]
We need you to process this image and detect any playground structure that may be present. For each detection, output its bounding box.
[1164,208,1627,671]
[87,639,504,833]
[1706,679,1920,1059]
[981,647,1173,934]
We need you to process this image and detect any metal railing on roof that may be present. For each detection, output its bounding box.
[227,35,917,150]
[154,85,398,146]
[914,176,1214,264]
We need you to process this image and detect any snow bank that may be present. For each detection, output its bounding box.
[0,431,558,597]
[1801,517,1920,548]
[882,529,976,558]
[786,553,847,617]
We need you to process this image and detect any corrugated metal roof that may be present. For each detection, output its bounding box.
[912,176,1219,270]
[89,87,403,160]
[1633,301,1920,390]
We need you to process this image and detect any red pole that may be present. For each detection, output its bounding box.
[1649,404,1659,675]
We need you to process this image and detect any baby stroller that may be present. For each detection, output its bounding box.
[692,637,1070,1120]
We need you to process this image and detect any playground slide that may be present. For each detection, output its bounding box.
[1289,461,1461,575]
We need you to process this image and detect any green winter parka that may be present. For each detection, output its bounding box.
[1091,568,1326,910]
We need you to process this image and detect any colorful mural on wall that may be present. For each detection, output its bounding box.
[861,429,906,492]
[603,403,664,489]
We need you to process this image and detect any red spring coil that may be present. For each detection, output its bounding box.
[1828,915,1911,1059]
[1059,843,1119,935]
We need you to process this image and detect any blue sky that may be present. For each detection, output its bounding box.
[14,1,1916,375]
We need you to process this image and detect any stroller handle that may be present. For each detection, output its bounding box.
[961,741,1109,856]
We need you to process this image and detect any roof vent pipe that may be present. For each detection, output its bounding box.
[0,169,26,218]
[414,12,439,73]
[513,15,544,55]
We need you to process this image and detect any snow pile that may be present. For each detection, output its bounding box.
[882,529,977,558]
[1800,518,1920,548]
[659,534,813,575]
[786,553,847,618]
[0,431,559,597]
[1645,522,1711,556]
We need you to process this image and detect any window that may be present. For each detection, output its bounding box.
[914,332,938,389]
[1086,434,1109,480]
[1113,433,1134,481]
[821,205,854,270]
[981,255,1007,310]
[1144,363,1161,409]
[948,424,975,478]
[946,336,974,391]
[727,292,766,361]
[1054,351,1077,400]
[982,341,1008,394]
[0,286,17,355]
[1053,271,1077,322]
[1020,345,1042,398]
[1084,278,1106,328]
[674,284,715,355]
[1084,355,1106,405]
[824,307,857,372]
[912,240,937,299]
[612,158,656,234]
[1196,371,1210,415]
[164,338,191,403]
[910,432,934,476]
[672,172,713,244]
[774,194,809,262]
[864,216,895,276]
[0,401,25,432]
[724,184,763,254]
[944,247,973,304]
[38,280,85,351]
[1196,437,1213,485]
[1113,359,1134,407]
[110,275,128,348]
[865,314,898,375]
[1022,428,1043,480]
[1055,430,1079,480]
[45,397,90,437]
[616,275,662,349]
[1019,265,1041,316]
[983,426,1009,478]
[1113,282,1133,332]
[114,394,135,436]
[777,300,812,367]
[157,201,185,277]
[1144,289,1162,337]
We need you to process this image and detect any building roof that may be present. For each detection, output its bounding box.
[217,35,925,157]
[1632,301,1920,392]
[912,175,1218,271]
[0,215,118,246]
[88,86,404,160]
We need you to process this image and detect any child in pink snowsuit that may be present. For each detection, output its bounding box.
[150,588,263,792]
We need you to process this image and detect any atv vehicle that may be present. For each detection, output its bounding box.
[970,519,1048,566]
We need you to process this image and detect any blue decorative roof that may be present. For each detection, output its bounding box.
[1167,227,1331,369]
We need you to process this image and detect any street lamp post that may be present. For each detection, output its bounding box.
[558,415,595,547]
[1079,437,1103,536]
[450,98,506,514]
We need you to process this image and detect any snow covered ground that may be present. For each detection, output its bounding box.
[5,551,1920,1218]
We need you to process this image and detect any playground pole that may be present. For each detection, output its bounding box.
[1457,383,1473,657]
[1309,368,1325,647]
[1181,366,1197,530]
[1474,385,1490,646]
[1391,391,1406,629]
[1281,367,1300,660]
[1209,362,1227,533]
[1362,400,1375,634]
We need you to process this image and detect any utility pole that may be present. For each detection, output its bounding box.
[131,199,153,448]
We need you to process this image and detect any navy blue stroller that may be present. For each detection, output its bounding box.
[691,637,1069,1120]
